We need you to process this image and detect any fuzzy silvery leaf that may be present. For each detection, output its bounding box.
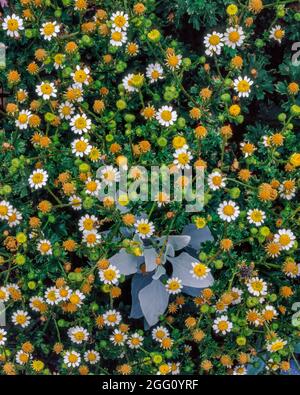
[138,280,169,327]
[246,357,266,375]
[168,252,214,288]
[182,285,202,297]
[166,235,191,251]
[144,247,158,272]
[109,248,143,275]
[130,273,153,319]
[182,224,213,251]
[152,265,166,280]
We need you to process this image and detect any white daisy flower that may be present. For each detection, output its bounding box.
[71,137,92,157]
[233,365,247,375]
[12,310,31,328]
[69,195,82,210]
[0,329,7,346]
[82,230,101,247]
[16,350,31,365]
[217,200,240,222]
[122,73,138,93]
[15,110,32,129]
[99,265,120,285]
[103,309,122,327]
[110,11,129,31]
[204,32,224,56]
[28,169,48,190]
[247,277,267,297]
[7,208,22,227]
[247,209,266,226]
[156,105,178,127]
[233,76,253,98]
[279,181,296,201]
[36,82,57,100]
[71,65,90,86]
[165,277,183,295]
[213,315,232,335]
[100,166,120,186]
[40,21,60,41]
[85,178,101,196]
[70,113,91,135]
[152,326,170,343]
[231,287,243,305]
[64,351,81,368]
[56,286,72,302]
[274,229,295,251]
[267,338,287,353]
[173,146,193,169]
[84,350,100,365]
[134,218,155,239]
[110,329,128,346]
[224,26,245,49]
[0,287,9,302]
[0,200,13,220]
[146,63,164,83]
[37,239,52,256]
[208,171,227,191]
[2,14,24,38]
[59,101,75,120]
[78,214,98,232]
[68,326,89,344]
[44,286,59,305]
[110,29,127,47]
[269,25,285,43]
[190,262,210,280]
[69,290,85,306]
[29,296,45,312]
[127,333,144,349]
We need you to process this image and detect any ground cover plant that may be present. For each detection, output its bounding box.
[0,0,300,375]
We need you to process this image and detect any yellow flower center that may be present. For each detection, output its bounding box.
[151,70,160,80]
[251,281,263,292]
[70,294,80,304]
[114,333,124,343]
[86,181,97,192]
[16,315,26,325]
[18,114,28,124]
[237,80,250,92]
[74,117,87,129]
[251,210,263,222]
[223,205,234,216]
[103,269,117,281]
[40,242,50,253]
[279,234,290,246]
[0,206,8,216]
[209,34,220,46]
[137,223,150,235]
[86,233,96,243]
[83,218,94,230]
[218,321,228,331]
[74,70,87,83]
[74,332,85,341]
[41,83,53,95]
[43,23,55,36]
[193,263,207,278]
[229,31,240,42]
[114,15,126,28]
[212,175,222,186]
[107,314,117,323]
[274,29,284,39]
[7,19,19,31]
[168,281,180,290]
[177,152,190,165]
[75,141,87,152]
[32,173,44,184]
[111,31,122,41]
[68,354,78,363]
[271,341,284,352]
[161,110,172,122]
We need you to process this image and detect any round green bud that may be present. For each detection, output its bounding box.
[278,113,286,122]
[229,187,241,199]
[124,113,136,123]
[177,117,186,129]
[291,104,300,116]
[255,39,265,48]
[28,281,36,290]
[79,163,90,173]
[182,57,192,68]
[200,304,210,314]
[106,133,114,142]
[221,93,231,103]
[116,99,127,110]
[236,336,247,346]
[199,56,206,64]
[214,260,223,269]
[157,137,168,147]
[294,13,300,21]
